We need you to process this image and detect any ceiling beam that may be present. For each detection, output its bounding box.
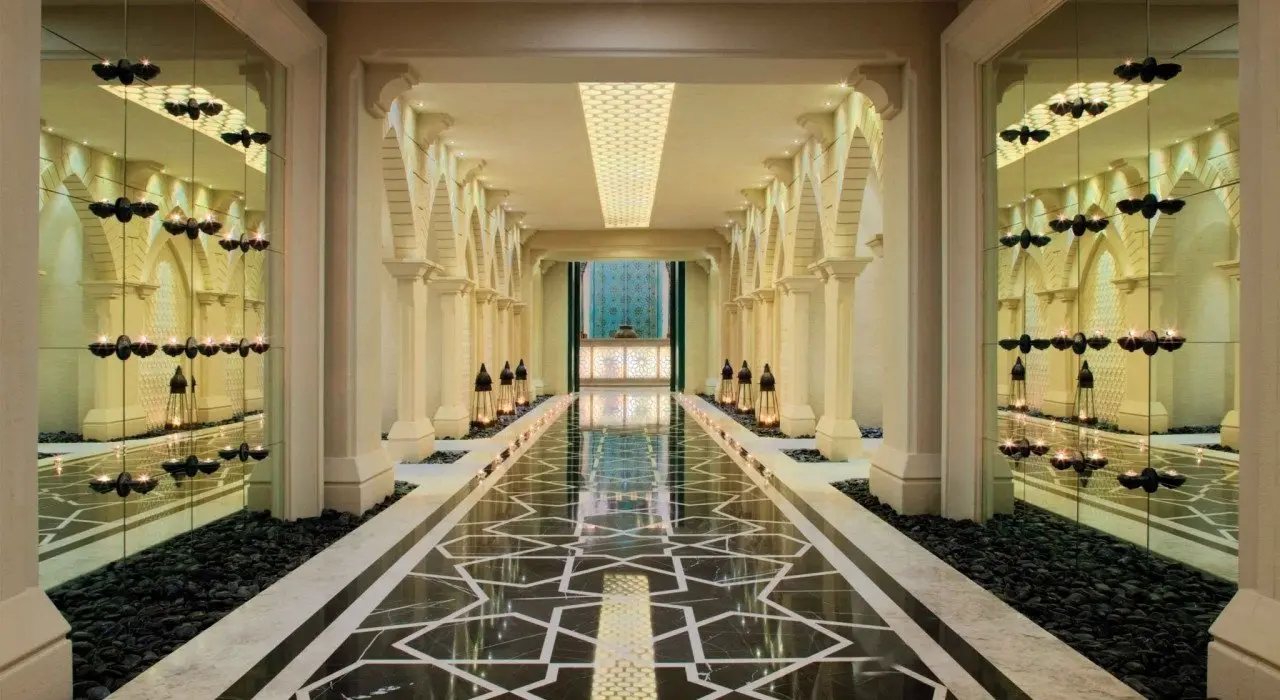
[526,228,725,261]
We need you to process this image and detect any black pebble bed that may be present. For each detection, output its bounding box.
[832,479,1235,700]
[783,448,827,463]
[411,450,468,464]
[463,394,553,438]
[51,481,417,700]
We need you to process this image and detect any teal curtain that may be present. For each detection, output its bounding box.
[590,261,663,338]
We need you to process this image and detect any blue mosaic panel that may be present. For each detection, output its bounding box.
[590,261,664,338]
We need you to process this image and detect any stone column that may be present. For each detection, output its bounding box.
[321,62,409,514]
[243,299,266,413]
[736,296,755,372]
[79,282,149,439]
[474,287,496,374]
[1210,3,1280,690]
[995,298,1022,407]
[529,265,545,395]
[1217,260,1241,447]
[495,296,513,368]
[1115,274,1173,434]
[384,260,439,460]
[753,288,776,371]
[722,302,739,371]
[777,275,821,436]
[1038,288,1078,418]
[705,263,723,393]
[0,2,71,694]
[512,302,528,372]
[193,291,234,423]
[432,277,474,437]
[811,257,869,460]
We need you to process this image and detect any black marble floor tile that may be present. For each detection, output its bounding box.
[292,397,953,699]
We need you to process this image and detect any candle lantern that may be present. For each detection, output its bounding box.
[757,363,779,428]
[717,359,736,405]
[1009,356,1028,411]
[164,366,193,431]
[514,359,530,407]
[497,361,516,416]
[1073,361,1097,426]
[735,361,755,414]
[471,364,495,428]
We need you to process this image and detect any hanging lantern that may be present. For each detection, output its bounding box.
[1073,361,1097,426]
[496,361,516,416]
[514,359,530,407]
[1009,356,1028,412]
[757,363,779,428]
[471,364,495,428]
[717,359,736,405]
[164,366,192,431]
[736,361,755,414]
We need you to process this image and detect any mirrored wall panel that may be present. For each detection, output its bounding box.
[37,0,287,588]
[982,0,1239,581]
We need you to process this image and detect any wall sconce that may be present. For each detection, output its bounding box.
[164,366,194,431]
[1009,356,1028,411]
[718,359,737,405]
[1049,214,1109,236]
[1118,466,1186,493]
[756,363,778,428]
[162,454,221,480]
[472,364,495,428]
[736,361,755,414]
[161,335,200,359]
[1048,97,1108,118]
[89,197,159,223]
[514,359,530,407]
[1114,57,1181,84]
[88,333,158,360]
[163,214,222,239]
[1117,194,1185,219]
[219,335,240,354]
[999,437,1032,461]
[217,442,270,463]
[998,333,1052,353]
[221,129,272,147]
[91,57,160,85]
[242,335,270,355]
[196,336,220,357]
[1117,328,1185,355]
[1073,361,1097,426]
[497,361,516,416]
[998,228,1052,249]
[89,471,157,497]
[164,98,223,120]
[999,125,1050,145]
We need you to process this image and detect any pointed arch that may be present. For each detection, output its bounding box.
[467,207,488,287]
[142,206,213,293]
[427,178,458,274]
[739,219,756,297]
[61,170,121,282]
[382,127,424,260]
[832,128,876,257]
[727,239,740,300]
[493,223,510,296]
[788,174,823,275]
[1150,171,1219,274]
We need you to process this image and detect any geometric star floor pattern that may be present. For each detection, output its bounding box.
[295,398,955,699]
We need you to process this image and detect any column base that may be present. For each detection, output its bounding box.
[246,460,275,513]
[80,405,146,441]
[433,404,471,439]
[385,419,436,462]
[1040,391,1073,418]
[324,448,395,515]
[868,444,942,515]
[1219,409,1240,448]
[196,394,234,424]
[1117,400,1170,434]
[0,588,70,700]
[815,416,862,460]
[1210,590,1280,698]
[780,403,817,437]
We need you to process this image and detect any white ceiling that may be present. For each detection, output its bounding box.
[403,80,849,230]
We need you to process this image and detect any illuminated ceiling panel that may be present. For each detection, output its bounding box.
[100,84,269,174]
[578,83,675,228]
[997,81,1163,169]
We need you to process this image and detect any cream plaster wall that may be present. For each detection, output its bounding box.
[853,176,884,428]
[37,193,89,433]
[685,263,709,391]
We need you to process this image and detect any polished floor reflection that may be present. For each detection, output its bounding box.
[291,395,954,699]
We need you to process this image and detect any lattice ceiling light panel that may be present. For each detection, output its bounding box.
[99,84,268,174]
[578,83,675,228]
[997,81,1163,169]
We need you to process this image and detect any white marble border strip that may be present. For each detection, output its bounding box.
[109,396,575,700]
[681,394,1142,700]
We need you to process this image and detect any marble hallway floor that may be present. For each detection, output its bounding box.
[239,393,986,700]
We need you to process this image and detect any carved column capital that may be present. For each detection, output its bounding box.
[763,157,794,183]
[415,112,455,145]
[484,189,510,213]
[797,112,835,146]
[864,233,884,258]
[740,187,767,210]
[363,62,420,119]
[808,256,870,282]
[848,64,903,120]
[431,276,475,296]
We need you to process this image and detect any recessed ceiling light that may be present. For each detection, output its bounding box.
[478,175,486,181]
[783,150,790,155]
[793,139,800,145]
[458,151,465,157]
[99,84,268,174]
[44,126,54,133]
[448,139,455,145]
[824,101,832,108]
[578,82,675,228]
[415,101,423,108]
[839,79,848,88]
[82,140,89,146]
[111,151,118,157]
